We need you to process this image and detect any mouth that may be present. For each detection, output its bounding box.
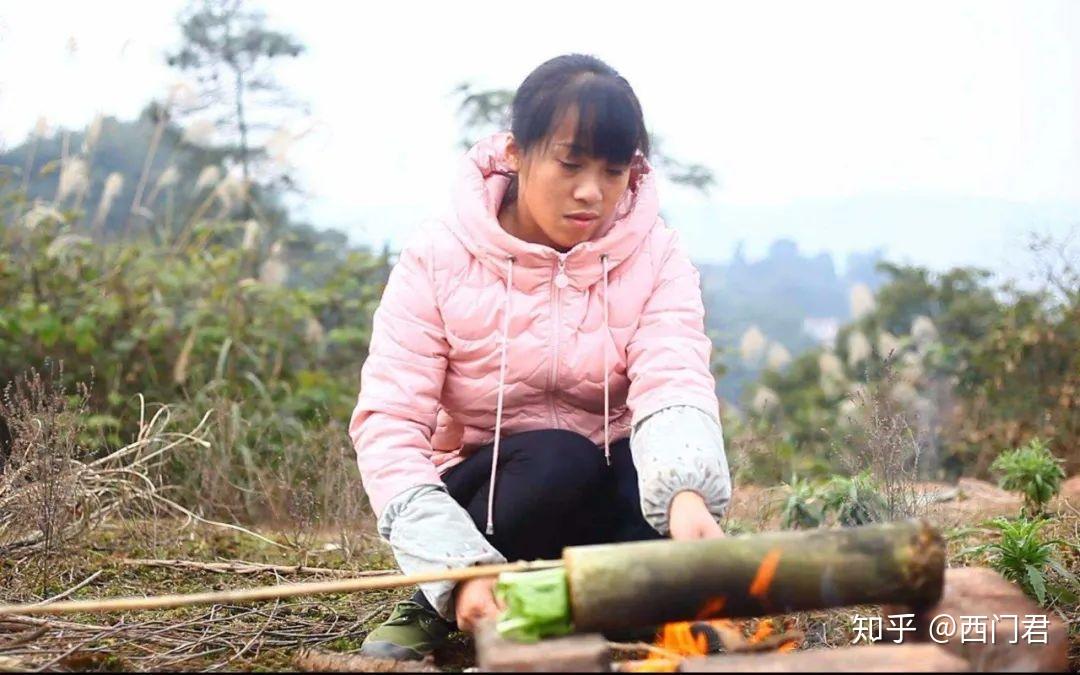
[565,213,600,227]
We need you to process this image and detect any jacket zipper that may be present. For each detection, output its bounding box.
[548,253,569,429]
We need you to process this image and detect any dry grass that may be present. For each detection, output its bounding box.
[1,361,374,557]
[0,365,89,565]
[160,385,371,559]
[0,500,1076,671]
[0,366,425,671]
[0,368,1075,671]
[833,360,925,522]
[0,366,288,570]
[0,520,412,672]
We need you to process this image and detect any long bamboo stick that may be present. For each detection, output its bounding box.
[117,558,393,578]
[0,560,561,617]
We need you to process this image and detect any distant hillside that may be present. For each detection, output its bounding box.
[0,114,363,290]
[0,112,234,238]
[698,239,886,403]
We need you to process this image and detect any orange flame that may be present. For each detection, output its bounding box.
[622,550,801,672]
[626,620,724,672]
[695,596,727,620]
[751,617,774,642]
[748,549,781,599]
[622,615,802,671]
[657,621,710,656]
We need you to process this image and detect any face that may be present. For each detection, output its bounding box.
[505,108,633,252]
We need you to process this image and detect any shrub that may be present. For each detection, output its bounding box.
[0,163,387,525]
[990,438,1066,516]
[820,471,888,526]
[779,475,825,529]
[973,516,1078,605]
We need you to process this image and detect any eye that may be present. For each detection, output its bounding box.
[607,167,629,177]
[558,160,581,170]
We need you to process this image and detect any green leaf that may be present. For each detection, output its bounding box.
[35,314,62,347]
[214,337,233,380]
[1047,583,1078,605]
[955,544,990,558]
[1025,564,1047,605]
[494,568,573,643]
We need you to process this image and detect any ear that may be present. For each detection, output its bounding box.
[505,134,522,173]
[627,151,648,192]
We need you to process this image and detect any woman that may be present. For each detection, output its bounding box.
[350,53,731,661]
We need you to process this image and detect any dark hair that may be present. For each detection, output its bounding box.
[506,54,649,200]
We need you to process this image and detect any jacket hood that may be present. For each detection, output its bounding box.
[445,132,659,292]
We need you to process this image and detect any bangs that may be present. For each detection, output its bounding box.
[532,75,647,165]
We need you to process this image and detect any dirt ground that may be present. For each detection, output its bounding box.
[0,477,1077,672]
[726,476,1079,528]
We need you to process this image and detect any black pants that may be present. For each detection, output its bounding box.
[412,428,663,615]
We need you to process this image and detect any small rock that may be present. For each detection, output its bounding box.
[1055,475,1080,509]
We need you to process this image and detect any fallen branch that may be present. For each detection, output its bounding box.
[228,599,279,666]
[0,627,46,650]
[35,570,104,606]
[118,558,393,578]
[0,616,114,632]
[0,599,380,672]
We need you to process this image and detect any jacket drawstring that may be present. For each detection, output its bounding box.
[601,254,611,466]
[485,255,515,536]
[486,253,613,533]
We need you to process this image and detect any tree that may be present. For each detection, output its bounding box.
[452,82,514,151]
[452,83,717,195]
[165,0,305,210]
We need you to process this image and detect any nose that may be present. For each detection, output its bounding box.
[572,173,603,205]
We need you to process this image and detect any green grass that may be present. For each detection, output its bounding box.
[967,516,1079,605]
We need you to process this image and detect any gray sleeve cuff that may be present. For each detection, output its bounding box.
[629,404,732,535]
[378,484,506,620]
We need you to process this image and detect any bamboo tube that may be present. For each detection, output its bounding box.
[564,519,944,632]
[0,560,560,617]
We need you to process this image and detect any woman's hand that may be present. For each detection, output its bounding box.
[453,576,504,633]
[668,490,725,541]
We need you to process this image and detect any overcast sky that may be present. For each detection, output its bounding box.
[1,1,1077,279]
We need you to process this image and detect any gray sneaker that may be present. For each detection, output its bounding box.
[360,600,454,661]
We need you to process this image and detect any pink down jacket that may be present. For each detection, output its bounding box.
[349,132,720,518]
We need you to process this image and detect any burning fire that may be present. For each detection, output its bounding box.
[623,548,800,672]
[625,618,801,672]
